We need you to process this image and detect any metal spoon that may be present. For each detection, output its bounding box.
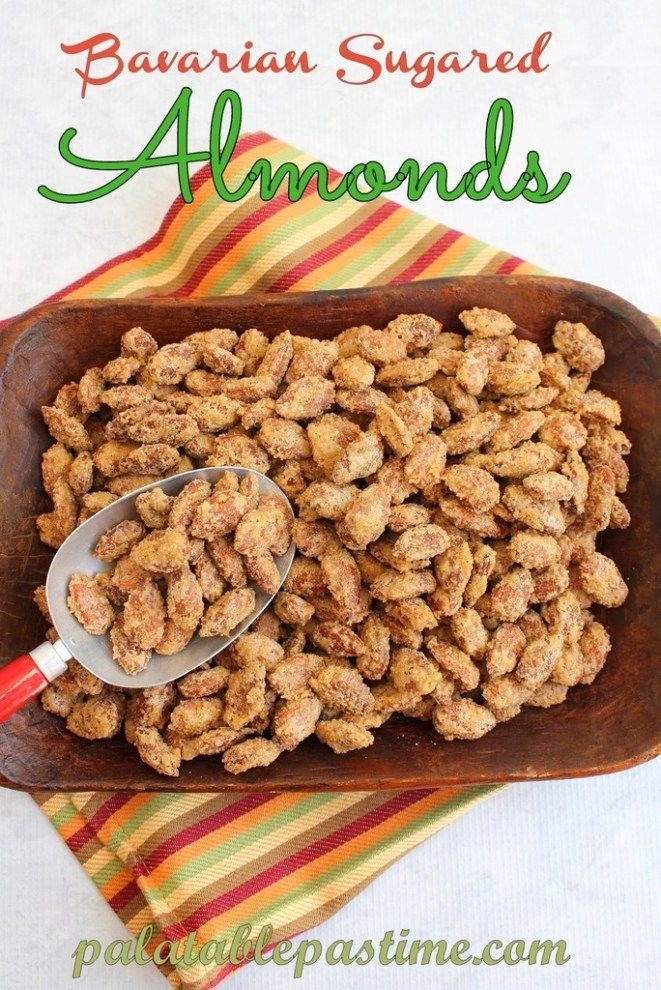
[0,467,295,721]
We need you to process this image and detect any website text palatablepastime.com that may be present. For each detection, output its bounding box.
[72,923,571,978]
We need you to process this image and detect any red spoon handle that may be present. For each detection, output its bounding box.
[0,642,69,722]
[0,654,48,722]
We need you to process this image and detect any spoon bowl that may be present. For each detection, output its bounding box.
[46,467,295,688]
[0,467,295,721]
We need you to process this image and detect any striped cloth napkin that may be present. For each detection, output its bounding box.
[29,131,545,989]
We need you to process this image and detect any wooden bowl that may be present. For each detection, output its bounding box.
[0,276,658,792]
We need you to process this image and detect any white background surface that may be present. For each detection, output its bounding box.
[0,1,659,988]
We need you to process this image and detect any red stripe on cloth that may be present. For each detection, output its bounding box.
[268,201,400,292]
[66,793,135,853]
[108,877,149,914]
[170,184,321,297]
[390,228,463,283]
[133,792,279,877]
[496,255,525,275]
[165,789,435,939]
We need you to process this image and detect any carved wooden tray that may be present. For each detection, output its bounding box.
[0,276,658,791]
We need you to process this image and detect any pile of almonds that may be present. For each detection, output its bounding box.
[34,307,630,775]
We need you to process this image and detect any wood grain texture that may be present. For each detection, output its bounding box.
[0,276,659,792]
